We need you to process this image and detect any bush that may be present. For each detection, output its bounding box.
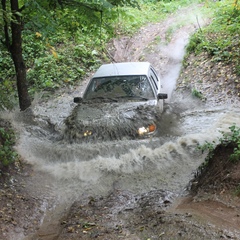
[0,123,18,170]
[186,0,240,74]
[26,35,103,94]
[221,125,240,162]
[199,125,240,169]
[0,49,18,110]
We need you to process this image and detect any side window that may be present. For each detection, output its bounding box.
[149,68,159,90]
[150,76,157,90]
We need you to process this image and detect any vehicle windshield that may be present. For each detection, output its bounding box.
[83,75,155,100]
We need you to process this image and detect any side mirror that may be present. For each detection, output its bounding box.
[73,97,83,103]
[157,93,168,100]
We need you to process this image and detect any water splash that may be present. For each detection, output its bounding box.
[13,103,240,201]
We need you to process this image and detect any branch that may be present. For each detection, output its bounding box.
[196,15,202,33]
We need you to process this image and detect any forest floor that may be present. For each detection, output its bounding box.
[0,2,240,240]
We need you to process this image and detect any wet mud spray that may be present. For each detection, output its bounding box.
[15,104,240,199]
[4,4,240,240]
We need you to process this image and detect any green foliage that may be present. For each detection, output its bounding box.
[199,125,240,169]
[0,78,18,110]
[191,88,204,100]
[0,49,18,110]
[0,50,14,77]
[197,140,216,170]
[22,33,45,63]
[116,0,199,35]
[220,125,240,162]
[186,0,240,75]
[0,126,18,169]
[24,32,103,94]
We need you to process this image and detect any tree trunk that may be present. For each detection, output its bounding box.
[10,0,31,111]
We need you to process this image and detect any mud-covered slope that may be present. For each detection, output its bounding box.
[177,51,240,105]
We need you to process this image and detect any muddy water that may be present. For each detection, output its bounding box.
[12,94,240,240]
[15,100,240,200]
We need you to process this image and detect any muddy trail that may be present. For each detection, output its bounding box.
[1,3,240,240]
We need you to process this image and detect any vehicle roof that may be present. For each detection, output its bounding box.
[92,62,151,78]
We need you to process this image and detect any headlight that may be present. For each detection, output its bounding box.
[138,123,156,136]
[83,130,92,137]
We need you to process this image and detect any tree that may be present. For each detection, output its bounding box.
[1,0,31,111]
[1,0,139,111]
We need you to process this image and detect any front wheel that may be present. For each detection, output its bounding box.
[158,99,164,113]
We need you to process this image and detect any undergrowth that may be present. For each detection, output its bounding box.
[186,0,240,75]
[0,124,18,171]
[198,125,240,172]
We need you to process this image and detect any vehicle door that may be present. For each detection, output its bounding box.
[148,67,163,112]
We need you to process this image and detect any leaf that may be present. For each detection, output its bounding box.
[35,32,42,38]
[50,49,58,59]
[15,11,22,17]
[91,50,98,55]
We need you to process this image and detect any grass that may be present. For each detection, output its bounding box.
[186,0,240,75]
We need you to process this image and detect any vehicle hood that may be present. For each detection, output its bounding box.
[64,100,160,142]
[77,100,156,121]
